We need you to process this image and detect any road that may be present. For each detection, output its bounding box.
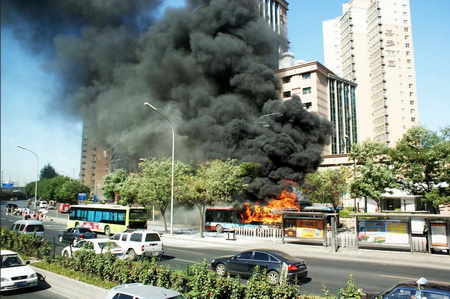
[2,200,449,298]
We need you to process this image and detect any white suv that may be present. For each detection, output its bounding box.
[110,230,163,261]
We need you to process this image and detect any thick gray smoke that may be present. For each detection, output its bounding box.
[3,0,333,200]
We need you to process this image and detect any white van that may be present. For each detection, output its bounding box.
[38,201,48,208]
[10,220,45,239]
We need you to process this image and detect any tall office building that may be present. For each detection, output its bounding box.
[257,0,289,55]
[323,0,419,145]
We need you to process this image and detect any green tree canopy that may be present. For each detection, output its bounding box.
[102,169,128,202]
[349,141,398,211]
[119,173,142,207]
[55,178,90,204]
[303,167,350,210]
[177,159,246,238]
[138,157,192,233]
[391,126,450,209]
[40,163,58,179]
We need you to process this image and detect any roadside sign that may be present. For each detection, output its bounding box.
[78,193,87,205]
[2,183,14,190]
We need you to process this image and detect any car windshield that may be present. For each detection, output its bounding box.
[98,241,120,250]
[1,254,25,268]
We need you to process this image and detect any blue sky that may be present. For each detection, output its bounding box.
[1,0,449,187]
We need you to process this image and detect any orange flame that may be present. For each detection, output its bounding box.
[240,190,300,225]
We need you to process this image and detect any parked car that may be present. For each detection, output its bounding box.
[59,227,97,245]
[61,239,125,258]
[10,220,44,239]
[211,249,308,284]
[365,278,450,299]
[0,250,38,292]
[110,230,163,261]
[104,283,185,299]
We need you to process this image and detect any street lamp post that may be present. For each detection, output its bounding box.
[17,145,39,213]
[144,102,175,235]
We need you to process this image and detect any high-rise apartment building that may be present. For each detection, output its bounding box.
[258,0,289,55]
[323,0,419,145]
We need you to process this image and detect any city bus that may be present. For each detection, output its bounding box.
[204,207,261,232]
[67,204,147,236]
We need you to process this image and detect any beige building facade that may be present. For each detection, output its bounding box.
[323,0,419,145]
[276,53,358,156]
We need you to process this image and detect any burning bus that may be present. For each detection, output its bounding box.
[205,190,301,232]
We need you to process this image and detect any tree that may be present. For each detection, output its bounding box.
[119,173,142,207]
[349,141,398,211]
[177,159,246,238]
[40,163,58,179]
[138,157,192,233]
[39,176,70,200]
[56,178,90,204]
[102,169,128,202]
[303,167,350,210]
[391,126,450,210]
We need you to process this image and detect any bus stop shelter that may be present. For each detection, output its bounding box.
[349,213,450,255]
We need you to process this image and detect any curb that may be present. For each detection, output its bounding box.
[31,266,108,299]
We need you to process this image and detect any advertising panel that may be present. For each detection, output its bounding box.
[430,222,448,248]
[358,220,409,245]
[284,218,324,239]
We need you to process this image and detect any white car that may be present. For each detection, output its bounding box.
[61,239,125,258]
[104,283,185,299]
[1,250,38,292]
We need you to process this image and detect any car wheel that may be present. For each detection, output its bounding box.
[215,224,224,233]
[128,249,137,261]
[58,236,63,243]
[104,226,110,236]
[267,270,280,285]
[72,238,77,246]
[215,263,227,277]
[74,222,79,227]
[63,251,69,257]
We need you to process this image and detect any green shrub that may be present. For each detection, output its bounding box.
[0,226,52,259]
[338,274,364,299]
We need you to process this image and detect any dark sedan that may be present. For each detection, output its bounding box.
[58,227,97,245]
[211,249,307,284]
[365,279,450,299]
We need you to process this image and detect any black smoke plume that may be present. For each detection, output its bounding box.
[2,0,332,200]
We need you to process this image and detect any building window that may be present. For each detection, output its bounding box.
[411,109,415,113]
[405,43,410,48]
[404,27,408,32]
[403,20,408,24]
[403,12,407,16]
[302,73,311,79]
[409,84,413,88]
[407,59,411,64]
[411,117,416,122]
[302,87,312,94]
[282,76,291,83]
[304,102,312,109]
[406,51,410,56]
[283,91,291,98]
[410,100,414,105]
[409,92,414,96]
[405,35,409,39]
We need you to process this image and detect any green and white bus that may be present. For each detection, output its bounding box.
[68,204,148,236]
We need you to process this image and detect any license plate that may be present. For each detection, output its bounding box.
[14,281,27,286]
